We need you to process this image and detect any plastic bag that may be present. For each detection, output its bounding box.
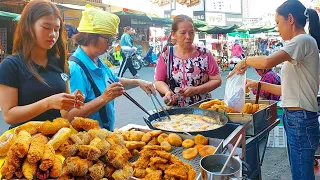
[224,73,246,112]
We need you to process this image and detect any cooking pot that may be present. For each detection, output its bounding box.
[200,154,251,180]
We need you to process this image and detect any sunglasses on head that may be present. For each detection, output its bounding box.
[100,36,117,46]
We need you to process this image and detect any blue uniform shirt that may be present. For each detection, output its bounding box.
[69,46,119,130]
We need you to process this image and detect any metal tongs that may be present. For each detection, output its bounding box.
[150,93,171,121]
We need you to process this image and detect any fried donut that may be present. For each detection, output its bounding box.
[182,139,195,148]
[141,132,152,143]
[182,148,198,160]
[194,134,208,145]
[168,133,182,147]
[157,133,169,144]
[0,133,16,156]
[160,141,172,151]
[199,145,216,157]
[129,130,145,141]
[194,144,204,151]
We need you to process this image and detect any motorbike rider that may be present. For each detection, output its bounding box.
[119,26,139,78]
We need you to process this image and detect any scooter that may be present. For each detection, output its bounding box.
[142,46,158,67]
[121,47,142,71]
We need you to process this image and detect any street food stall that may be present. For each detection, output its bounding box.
[0,95,279,179]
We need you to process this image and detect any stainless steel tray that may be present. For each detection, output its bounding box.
[190,99,278,136]
[127,128,224,180]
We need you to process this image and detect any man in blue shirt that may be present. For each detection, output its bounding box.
[67,5,155,130]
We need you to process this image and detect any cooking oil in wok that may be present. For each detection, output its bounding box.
[206,164,235,174]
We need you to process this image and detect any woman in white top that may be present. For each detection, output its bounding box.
[228,1,320,179]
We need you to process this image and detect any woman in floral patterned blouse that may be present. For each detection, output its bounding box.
[154,15,222,107]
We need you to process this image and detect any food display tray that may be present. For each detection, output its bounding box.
[190,99,278,136]
[127,128,224,180]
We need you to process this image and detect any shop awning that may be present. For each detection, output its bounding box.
[193,19,208,28]
[197,24,239,34]
[235,26,276,34]
[113,11,152,21]
[0,11,20,21]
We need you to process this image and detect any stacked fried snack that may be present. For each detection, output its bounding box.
[132,145,196,180]
[199,99,268,114]
[59,117,133,180]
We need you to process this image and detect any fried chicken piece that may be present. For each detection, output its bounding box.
[90,137,110,156]
[69,134,83,145]
[59,139,73,152]
[6,148,22,168]
[147,137,159,145]
[40,118,70,135]
[22,159,37,180]
[112,163,134,180]
[1,160,15,179]
[71,117,100,131]
[0,133,16,156]
[58,173,75,180]
[155,150,172,160]
[150,156,168,165]
[141,170,162,180]
[89,163,105,180]
[142,145,164,151]
[11,130,32,158]
[78,145,101,160]
[187,168,197,180]
[152,163,170,171]
[27,133,48,164]
[132,156,150,169]
[106,144,131,169]
[104,164,116,178]
[165,163,188,179]
[63,156,93,177]
[61,144,79,158]
[50,155,63,178]
[130,149,140,156]
[122,130,131,141]
[39,144,55,171]
[15,121,43,135]
[15,167,23,178]
[164,174,177,180]
[124,141,146,150]
[107,132,125,145]
[36,169,50,180]
[133,168,148,178]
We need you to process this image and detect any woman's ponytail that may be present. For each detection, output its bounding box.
[307,8,320,50]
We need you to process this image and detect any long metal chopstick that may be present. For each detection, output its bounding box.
[150,95,162,121]
[151,93,172,121]
[107,78,151,116]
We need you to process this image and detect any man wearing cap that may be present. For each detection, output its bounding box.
[66,5,156,131]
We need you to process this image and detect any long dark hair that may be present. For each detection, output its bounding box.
[276,0,320,50]
[13,0,68,83]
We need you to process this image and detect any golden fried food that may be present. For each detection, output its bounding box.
[133,168,148,178]
[168,133,183,146]
[187,166,197,180]
[161,141,172,151]
[258,104,268,110]
[15,167,23,178]
[78,145,101,160]
[69,134,83,145]
[125,141,146,150]
[251,104,260,114]
[242,103,253,114]
[81,132,94,145]
[71,117,100,131]
[157,133,169,144]
[107,132,125,145]
[39,144,55,171]
[58,173,75,180]
[182,148,198,160]
[130,149,140,156]
[152,163,170,171]
[50,155,63,178]
[199,99,222,109]
[150,156,168,165]
[40,118,70,135]
[112,163,133,180]
[194,134,208,145]
[148,137,159,145]
[194,144,204,151]
[182,139,195,148]
[63,156,92,177]
[36,169,50,180]
[143,145,164,151]
[48,127,72,150]
[88,129,111,140]
[150,130,162,137]
[15,121,42,135]
[129,130,145,141]
[58,139,73,152]
[22,159,37,180]
[122,130,131,141]
[1,160,15,179]
[61,144,78,158]
[89,163,105,180]
[142,170,162,180]
[104,164,116,178]
[141,132,152,143]
[199,145,216,157]
[0,133,16,156]
[165,163,188,179]
[90,137,110,156]
[6,148,21,168]
[106,144,131,169]
[11,130,32,158]
[27,133,48,164]
[132,156,150,169]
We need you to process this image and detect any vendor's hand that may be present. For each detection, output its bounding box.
[137,80,156,96]
[103,82,124,101]
[227,60,248,78]
[246,79,259,89]
[48,93,78,111]
[180,87,199,97]
[164,91,178,106]
[72,89,85,109]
